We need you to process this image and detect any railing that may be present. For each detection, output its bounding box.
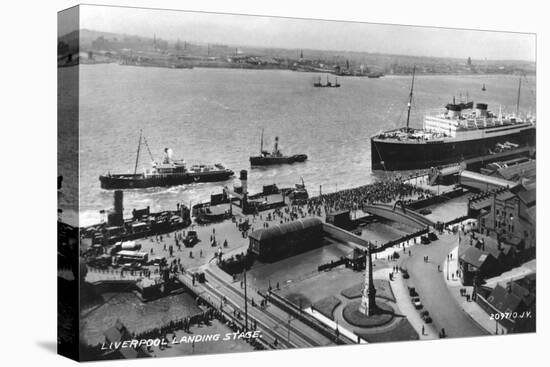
[259,290,356,345]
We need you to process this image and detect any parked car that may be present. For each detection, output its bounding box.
[412,297,423,309]
[419,208,432,215]
[422,314,432,323]
[408,286,418,297]
[421,236,431,245]
[427,232,438,241]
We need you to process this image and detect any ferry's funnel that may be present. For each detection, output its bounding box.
[447,104,462,119]
[240,170,248,195]
[475,103,488,118]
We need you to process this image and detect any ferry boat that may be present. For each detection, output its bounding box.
[370,69,536,171]
[99,131,234,189]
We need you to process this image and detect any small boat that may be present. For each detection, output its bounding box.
[482,83,486,91]
[249,129,308,166]
[313,76,323,87]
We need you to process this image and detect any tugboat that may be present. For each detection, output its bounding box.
[99,131,234,189]
[313,75,340,88]
[313,76,323,87]
[249,129,307,166]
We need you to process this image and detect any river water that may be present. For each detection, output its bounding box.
[71,64,535,225]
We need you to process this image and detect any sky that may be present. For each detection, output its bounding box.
[76,4,536,62]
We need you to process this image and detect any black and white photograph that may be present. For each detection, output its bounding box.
[5,1,548,366]
[55,3,540,362]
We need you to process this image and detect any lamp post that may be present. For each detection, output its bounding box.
[287,313,293,344]
[243,269,248,331]
[446,255,450,281]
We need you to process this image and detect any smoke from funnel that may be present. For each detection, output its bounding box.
[164,148,173,162]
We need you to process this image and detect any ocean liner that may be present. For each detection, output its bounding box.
[370,69,536,171]
[100,131,234,189]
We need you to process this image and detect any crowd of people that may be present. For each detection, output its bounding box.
[306,177,434,215]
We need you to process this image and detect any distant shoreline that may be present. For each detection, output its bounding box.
[73,61,535,78]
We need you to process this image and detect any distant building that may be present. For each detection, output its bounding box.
[458,245,500,286]
[457,232,518,286]
[477,183,536,251]
[475,274,536,334]
[248,217,323,262]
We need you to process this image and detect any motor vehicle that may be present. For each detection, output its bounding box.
[148,256,167,266]
[408,286,418,297]
[419,208,432,215]
[183,230,199,247]
[412,297,423,309]
[122,262,142,271]
[88,254,112,269]
[427,232,438,241]
[421,236,431,245]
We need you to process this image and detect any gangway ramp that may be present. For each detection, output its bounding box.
[459,170,517,192]
[362,203,435,229]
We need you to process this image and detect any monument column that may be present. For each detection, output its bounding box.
[359,243,377,316]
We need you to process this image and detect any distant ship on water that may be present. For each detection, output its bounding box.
[370,68,536,171]
[313,75,340,88]
[250,129,308,166]
[99,131,234,189]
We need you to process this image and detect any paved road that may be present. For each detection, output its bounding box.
[401,233,488,338]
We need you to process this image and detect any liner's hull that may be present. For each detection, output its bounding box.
[99,170,234,189]
[250,154,308,166]
[371,127,535,171]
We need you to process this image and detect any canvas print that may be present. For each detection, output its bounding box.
[58,4,536,362]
